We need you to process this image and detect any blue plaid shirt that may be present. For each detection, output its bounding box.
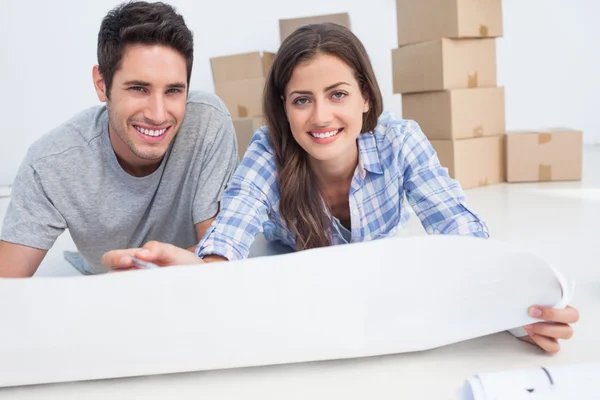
[196,112,489,260]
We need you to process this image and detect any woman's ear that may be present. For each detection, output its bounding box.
[362,96,370,114]
[281,95,286,112]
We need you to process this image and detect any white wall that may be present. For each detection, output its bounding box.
[1,0,598,185]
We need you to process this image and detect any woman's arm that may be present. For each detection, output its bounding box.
[400,121,489,238]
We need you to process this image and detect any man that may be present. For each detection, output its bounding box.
[0,2,238,277]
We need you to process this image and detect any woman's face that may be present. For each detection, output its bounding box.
[283,53,369,164]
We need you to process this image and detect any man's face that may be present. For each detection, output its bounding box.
[97,44,188,171]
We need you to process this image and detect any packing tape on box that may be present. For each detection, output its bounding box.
[238,105,248,118]
[539,165,552,181]
[538,133,552,144]
[537,133,553,180]
[468,72,478,88]
[473,126,484,137]
[479,25,489,36]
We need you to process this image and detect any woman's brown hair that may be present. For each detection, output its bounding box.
[263,23,383,251]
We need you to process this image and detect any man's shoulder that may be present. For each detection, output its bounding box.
[185,90,230,117]
[26,105,107,166]
[176,91,236,149]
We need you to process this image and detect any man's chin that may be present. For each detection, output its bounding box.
[131,147,168,162]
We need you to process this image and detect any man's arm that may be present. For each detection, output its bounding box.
[0,241,47,278]
[186,217,216,252]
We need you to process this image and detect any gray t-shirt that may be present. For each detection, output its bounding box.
[1,91,238,274]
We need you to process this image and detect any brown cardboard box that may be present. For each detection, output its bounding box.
[430,135,505,189]
[210,51,275,118]
[279,13,350,42]
[232,117,265,158]
[392,38,496,94]
[506,129,583,182]
[215,78,265,118]
[403,87,505,140]
[210,52,275,83]
[396,0,503,46]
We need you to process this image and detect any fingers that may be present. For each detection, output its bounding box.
[529,305,580,324]
[524,322,573,340]
[141,241,204,266]
[519,305,579,354]
[526,331,560,354]
[102,249,142,269]
[102,241,203,271]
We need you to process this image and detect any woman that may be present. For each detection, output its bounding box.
[104,23,578,353]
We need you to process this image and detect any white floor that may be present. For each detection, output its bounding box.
[0,146,599,280]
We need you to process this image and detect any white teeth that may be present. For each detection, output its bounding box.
[135,126,167,137]
[310,129,339,139]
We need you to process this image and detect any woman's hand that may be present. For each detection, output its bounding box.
[519,305,579,354]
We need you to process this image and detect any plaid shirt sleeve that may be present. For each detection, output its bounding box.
[195,129,277,261]
[400,121,490,238]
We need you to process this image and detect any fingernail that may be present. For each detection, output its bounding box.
[119,256,130,265]
[529,307,543,318]
[138,249,151,256]
[524,324,533,331]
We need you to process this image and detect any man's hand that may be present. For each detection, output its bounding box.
[518,305,579,354]
[102,241,204,271]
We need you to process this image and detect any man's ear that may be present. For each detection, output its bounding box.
[92,65,108,102]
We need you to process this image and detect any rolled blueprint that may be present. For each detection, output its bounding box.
[0,235,573,387]
[456,362,600,399]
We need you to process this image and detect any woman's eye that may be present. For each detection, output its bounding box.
[293,97,309,105]
[332,91,346,100]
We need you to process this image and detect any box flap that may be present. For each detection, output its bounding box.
[279,13,350,42]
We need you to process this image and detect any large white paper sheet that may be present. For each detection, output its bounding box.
[0,235,573,387]
[457,362,600,399]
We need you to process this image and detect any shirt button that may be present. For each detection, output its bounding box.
[352,208,359,216]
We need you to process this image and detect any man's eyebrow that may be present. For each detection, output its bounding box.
[122,81,187,89]
[123,80,151,86]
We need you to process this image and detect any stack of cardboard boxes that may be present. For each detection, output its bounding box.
[209,13,351,159]
[210,51,274,158]
[392,0,505,189]
[392,0,583,186]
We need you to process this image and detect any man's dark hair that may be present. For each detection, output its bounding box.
[97,1,193,98]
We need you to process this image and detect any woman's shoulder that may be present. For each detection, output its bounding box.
[373,111,423,145]
[245,125,275,155]
[236,125,278,185]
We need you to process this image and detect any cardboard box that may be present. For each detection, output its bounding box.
[210,51,275,118]
[215,78,265,118]
[506,129,583,183]
[210,52,275,83]
[232,117,265,158]
[396,0,503,46]
[279,13,351,42]
[392,38,496,94]
[403,87,505,140]
[430,135,505,189]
